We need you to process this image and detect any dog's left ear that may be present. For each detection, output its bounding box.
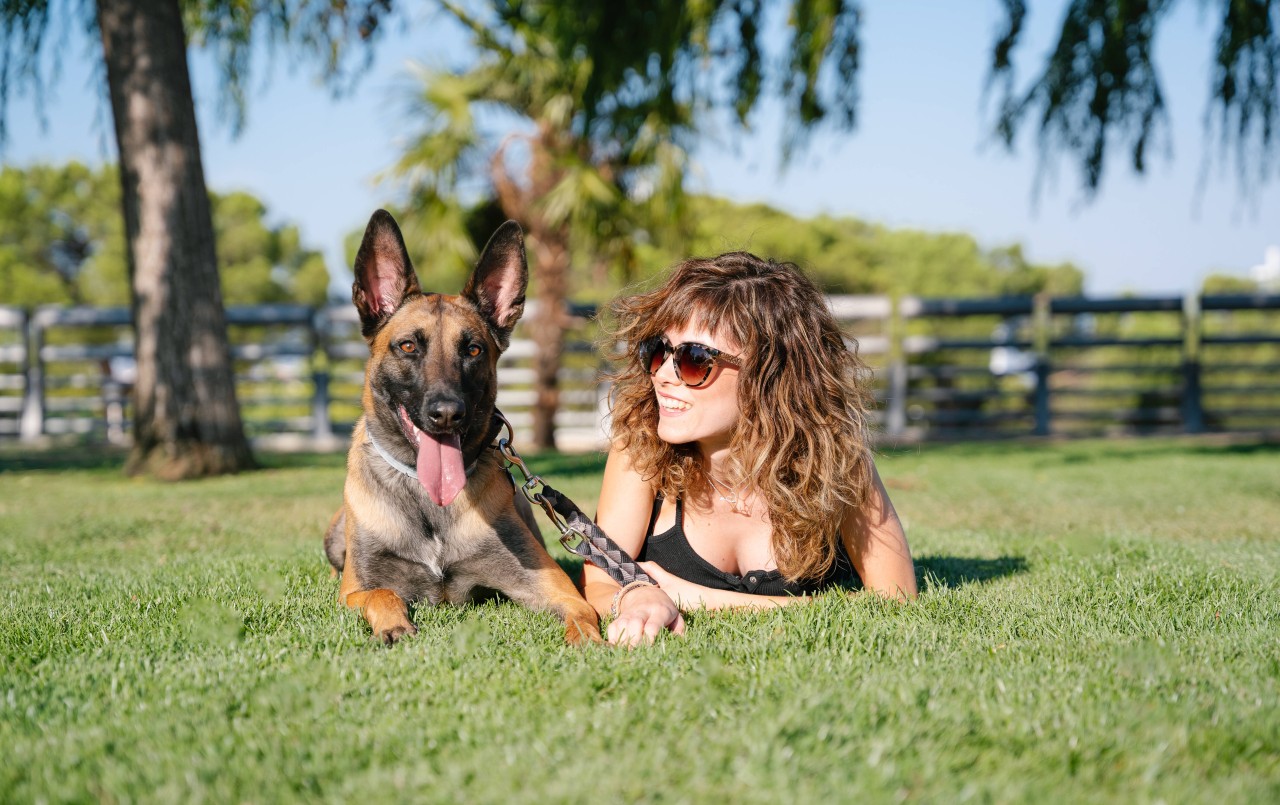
[463,220,528,349]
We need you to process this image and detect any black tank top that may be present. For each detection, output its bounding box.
[636,498,862,596]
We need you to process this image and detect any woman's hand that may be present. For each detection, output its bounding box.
[607,582,685,647]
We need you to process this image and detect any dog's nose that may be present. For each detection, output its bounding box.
[425,398,465,430]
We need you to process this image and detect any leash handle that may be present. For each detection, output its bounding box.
[494,412,654,587]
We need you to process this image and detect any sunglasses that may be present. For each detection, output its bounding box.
[637,336,741,388]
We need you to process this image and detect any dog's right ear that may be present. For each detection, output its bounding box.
[352,210,422,338]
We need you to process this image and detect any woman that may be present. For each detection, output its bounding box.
[584,251,917,646]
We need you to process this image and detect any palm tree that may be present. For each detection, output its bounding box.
[392,2,690,449]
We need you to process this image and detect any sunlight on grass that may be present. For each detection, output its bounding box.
[1,439,1277,802]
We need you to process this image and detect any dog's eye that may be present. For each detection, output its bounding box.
[467,343,484,358]
[398,341,417,355]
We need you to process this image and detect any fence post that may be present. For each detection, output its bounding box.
[886,295,909,439]
[19,309,45,442]
[103,378,127,445]
[1032,293,1051,436]
[311,307,333,444]
[1181,292,1205,433]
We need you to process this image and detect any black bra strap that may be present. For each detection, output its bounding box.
[645,493,664,537]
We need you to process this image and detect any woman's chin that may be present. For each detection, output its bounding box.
[659,415,707,444]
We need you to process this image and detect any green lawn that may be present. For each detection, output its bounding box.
[2,439,1277,803]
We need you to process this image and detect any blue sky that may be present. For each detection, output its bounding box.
[3,1,1277,297]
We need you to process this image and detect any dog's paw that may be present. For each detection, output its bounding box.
[377,621,418,645]
[564,619,605,646]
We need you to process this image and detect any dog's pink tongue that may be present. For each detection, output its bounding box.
[416,431,466,506]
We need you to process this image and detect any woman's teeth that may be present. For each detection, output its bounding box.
[659,396,690,411]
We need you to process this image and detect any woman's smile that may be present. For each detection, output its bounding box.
[657,392,691,413]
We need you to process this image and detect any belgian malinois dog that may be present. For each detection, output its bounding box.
[324,210,601,645]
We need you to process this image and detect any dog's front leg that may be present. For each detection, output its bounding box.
[473,529,603,645]
[522,565,605,646]
[339,555,417,645]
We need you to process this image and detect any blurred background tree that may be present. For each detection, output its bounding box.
[990,0,1280,200]
[0,0,401,477]
[1202,274,1264,293]
[386,0,1274,447]
[0,163,330,308]
[212,192,331,306]
[635,195,1085,298]
[0,162,124,306]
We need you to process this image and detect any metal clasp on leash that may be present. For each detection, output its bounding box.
[494,411,588,553]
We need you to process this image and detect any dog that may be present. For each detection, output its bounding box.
[324,210,602,645]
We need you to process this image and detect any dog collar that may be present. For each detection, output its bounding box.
[367,431,418,480]
[366,430,482,482]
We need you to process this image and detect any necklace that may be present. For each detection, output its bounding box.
[706,472,748,514]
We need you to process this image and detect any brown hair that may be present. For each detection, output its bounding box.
[604,252,875,582]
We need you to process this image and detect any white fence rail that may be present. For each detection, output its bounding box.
[2,292,1277,449]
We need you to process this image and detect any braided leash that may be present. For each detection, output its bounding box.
[494,412,654,587]
[540,488,654,586]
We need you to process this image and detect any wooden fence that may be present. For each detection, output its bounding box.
[2,293,1277,449]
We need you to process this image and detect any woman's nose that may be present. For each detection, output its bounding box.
[653,351,681,385]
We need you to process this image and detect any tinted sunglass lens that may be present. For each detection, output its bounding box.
[640,338,670,375]
[675,343,716,387]
[649,348,667,375]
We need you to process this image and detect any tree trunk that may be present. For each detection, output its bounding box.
[97,0,255,478]
[491,132,572,451]
[525,224,571,450]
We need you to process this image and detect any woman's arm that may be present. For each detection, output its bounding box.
[582,446,685,645]
[842,463,917,600]
[580,445,654,614]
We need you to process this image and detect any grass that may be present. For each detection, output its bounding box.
[1,438,1278,803]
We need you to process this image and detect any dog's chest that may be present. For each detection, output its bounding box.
[401,506,478,570]
[351,511,487,604]
[349,454,520,603]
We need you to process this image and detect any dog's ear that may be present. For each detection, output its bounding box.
[462,220,527,349]
[352,210,422,338]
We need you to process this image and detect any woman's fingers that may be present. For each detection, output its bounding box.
[615,617,650,647]
[605,614,629,645]
[606,607,681,647]
[643,618,663,641]
[671,611,687,635]
[606,613,647,646]
[638,561,667,583]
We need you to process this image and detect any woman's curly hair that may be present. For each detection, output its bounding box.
[604,252,875,582]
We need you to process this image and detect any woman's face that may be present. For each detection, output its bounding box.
[652,321,742,454]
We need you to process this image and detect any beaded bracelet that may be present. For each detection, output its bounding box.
[609,580,654,619]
